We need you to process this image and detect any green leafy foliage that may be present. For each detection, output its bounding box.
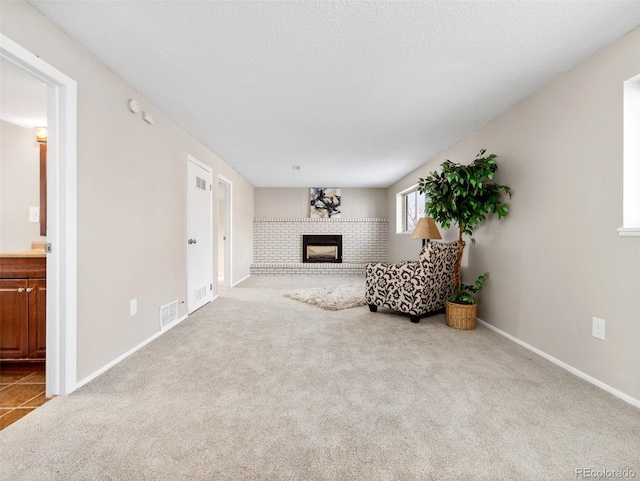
[450,273,488,305]
[417,149,511,303]
[418,149,511,240]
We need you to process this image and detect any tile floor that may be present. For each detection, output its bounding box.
[0,370,49,430]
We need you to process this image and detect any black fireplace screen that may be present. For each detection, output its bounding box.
[302,235,343,263]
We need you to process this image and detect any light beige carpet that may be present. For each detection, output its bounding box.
[284,282,366,310]
[1,275,639,480]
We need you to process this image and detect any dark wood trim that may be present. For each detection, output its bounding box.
[0,361,45,371]
[40,143,47,237]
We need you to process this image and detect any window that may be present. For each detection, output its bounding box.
[396,184,425,233]
[620,73,640,236]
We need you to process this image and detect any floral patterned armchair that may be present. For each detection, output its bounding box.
[365,241,460,323]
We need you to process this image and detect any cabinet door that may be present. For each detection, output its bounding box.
[0,279,29,359]
[28,279,46,359]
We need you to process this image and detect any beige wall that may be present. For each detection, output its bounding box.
[389,28,640,401]
[255,188,387,218]
[1,2,254,381]
[0,120,47,251]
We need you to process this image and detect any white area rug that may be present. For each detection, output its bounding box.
[284,282,366,310]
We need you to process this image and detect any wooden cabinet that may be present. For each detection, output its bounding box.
[28,278,46,359]
[0,257,46,361]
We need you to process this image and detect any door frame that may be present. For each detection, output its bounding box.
[186,155,213,314]
[1,34,78,396]
[218,175,233,288]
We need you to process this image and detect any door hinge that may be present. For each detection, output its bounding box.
[45,243,52,253]
[210,284,213,290]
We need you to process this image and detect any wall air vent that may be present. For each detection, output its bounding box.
[196,176,207,191]
[194,286,207,303]
[160,300,178,330]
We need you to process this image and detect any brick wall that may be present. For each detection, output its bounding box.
[252,217,388,275]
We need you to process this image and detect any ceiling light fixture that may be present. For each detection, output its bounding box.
[292,166,301,170]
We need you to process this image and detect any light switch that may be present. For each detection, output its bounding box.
[29,206,39,223]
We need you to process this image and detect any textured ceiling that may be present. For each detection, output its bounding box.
[27,1,640,187]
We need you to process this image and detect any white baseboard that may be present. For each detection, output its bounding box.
[76,314,188,390]
[231,273,250,287]
[477,318,640,409]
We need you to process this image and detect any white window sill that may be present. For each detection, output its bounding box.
[396,232,414,236]
[617,227,640,237]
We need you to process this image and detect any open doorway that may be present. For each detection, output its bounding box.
[1,34,78,401]
[218,176,232,288]
[0,57,48,427]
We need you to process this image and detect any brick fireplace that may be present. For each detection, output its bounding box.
[251,217,388,276]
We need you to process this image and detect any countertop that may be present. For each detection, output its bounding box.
[0,250,46,258]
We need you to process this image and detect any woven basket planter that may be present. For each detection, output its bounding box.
[445,300,478,330]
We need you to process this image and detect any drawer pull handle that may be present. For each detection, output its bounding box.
[17,287,25,293]
[26,287,34,293]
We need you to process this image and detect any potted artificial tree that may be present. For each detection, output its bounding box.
[417,149,511,330]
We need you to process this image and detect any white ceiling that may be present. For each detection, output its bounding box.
[0,57,47,128]
[27,1,640,187]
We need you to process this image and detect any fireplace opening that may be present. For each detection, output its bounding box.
[302,235,342,263]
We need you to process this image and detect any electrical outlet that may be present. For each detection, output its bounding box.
[29,206,39,223]
[130,298,137,316]
[592,317,605,340]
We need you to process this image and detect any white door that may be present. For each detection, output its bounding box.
[187,156,213,313]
